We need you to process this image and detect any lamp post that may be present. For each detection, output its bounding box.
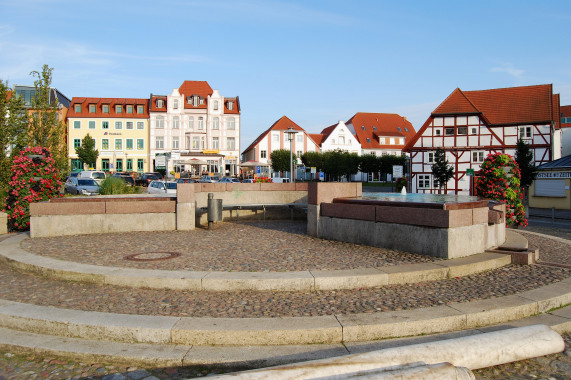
[284,127,298,182]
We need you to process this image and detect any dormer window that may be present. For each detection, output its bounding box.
[397,127,402,132]
[404,127,409,132]
[372,126,377,131]
[228,101,234,110]
[156,99,164,108]
[115,105,122,113]
[213,100,219,110]
[137,105,144,114]
[89,104,96,113]
[188,95,200,107]
[173,99,178,109]
[361,126,366,130]
[126,105,133,114]
[74,104,81,112]
[366,138,371,143]
[102,105,109,113]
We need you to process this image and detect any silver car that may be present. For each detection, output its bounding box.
[218,177,240,183]
[64,178,100,195]
[147,180,177,194]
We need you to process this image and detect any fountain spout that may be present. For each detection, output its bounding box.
[401,186,407,195]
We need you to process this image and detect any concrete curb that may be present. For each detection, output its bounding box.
[0,233,512,292]
[0,278,569,346]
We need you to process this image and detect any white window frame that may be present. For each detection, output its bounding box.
[88,120,95,129]
[102,139,109,150]
[173,116,179,129]
[418,174,431,189]
[73,120,81,129]
[137,121,144,130]
[155,136,164,149]
[115,138,122,150]
[137,139,144,150]
[172,136,179,149]
[126,138,133,150]
[227,118,235,130]
[115,121,122,129]
[226,137,235,150]
[261,150,267,159]
[126,121,133,130]
[155,116,164,129]
[213,117,219,130]
[198,117,204,130]
[519,126,532,139]
[188,116,194,130]
[427,151,435,164]
[472,150,485,163]
[192,136,200,149]
[212,137,219,150]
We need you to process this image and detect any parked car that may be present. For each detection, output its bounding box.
[135,172,163,187]
[197,175,218,183]
[65,171,81,181]
[242,178,255,183]
[175,178,197,184]
[64,177,100,195]
[111,173,135,186]
[147,180,177,194]
[218,177,240,183]
[271,177,290,183]
[78,170,106,185]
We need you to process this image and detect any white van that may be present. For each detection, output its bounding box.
[79,170,106,185]
[271,177,290,183]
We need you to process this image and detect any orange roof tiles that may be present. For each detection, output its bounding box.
[179,81,213,110]
[149,95,167,113]
[243,116,309,154]
[310,133,324,146]
[68,97,149,118]
[346,112,416,149]
[433,84,555,126]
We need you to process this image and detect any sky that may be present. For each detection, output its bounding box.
[1,0,570,151]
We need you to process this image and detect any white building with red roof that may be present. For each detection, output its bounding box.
[345,112,416,156]
[241,116,319,175]
[310,121,361,155]
[149,81,240,176]
[403,84,561,195]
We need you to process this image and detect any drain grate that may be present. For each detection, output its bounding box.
[124,252,181,261]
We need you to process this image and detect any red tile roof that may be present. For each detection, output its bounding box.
[562,104,571,129]
[346,112,416,150]
[149,95,167,113]
[179,81,213,110]
[433,84,555,126]
[224,97,240,114]
[309,133,324,146]
[68,97,149,118]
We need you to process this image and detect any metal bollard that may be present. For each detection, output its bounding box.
[207,193,223,230]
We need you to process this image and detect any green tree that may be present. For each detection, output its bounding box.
[0,80,28,197]
[75,134,99,169]
[28,64,68,173]
[431,148,454,192]
[515,139,537,197]
[270,149,296,174]
[301,151,323,170]
[359,154,380,181]
[322,149,359,181]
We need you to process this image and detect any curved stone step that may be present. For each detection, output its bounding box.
[0,277,568,346]
[0,233,512,292]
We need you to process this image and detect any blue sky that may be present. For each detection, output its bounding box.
[1,0,570,151]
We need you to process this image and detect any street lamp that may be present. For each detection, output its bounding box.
[284,127,298,182]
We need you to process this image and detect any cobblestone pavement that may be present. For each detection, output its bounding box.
[21,221,439,271]
[0,221,570,379]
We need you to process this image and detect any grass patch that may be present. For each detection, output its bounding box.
[99,177,143,195]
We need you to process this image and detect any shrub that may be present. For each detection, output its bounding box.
[3,147,63,231]
[254,177,272,183]
[475,153,526,227]
[99,176,142,195]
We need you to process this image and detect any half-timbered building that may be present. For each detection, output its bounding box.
[403,84,561,195]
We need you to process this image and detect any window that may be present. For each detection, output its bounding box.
[173,99,178,109]
[155,116,164,129]
[115,139,122,150]
[115,121,122,129]
[472,151,485,163]
[88,121,95,129]
[471,127,478,135]
[102,139,109,150]
[297,150,303,157]
[192,136,200,149]
[201,136,206,149]
[445,128,454,136]
[189,96,200,107]
[213,117,219,129]
[226,137,235,150]
[366,138,371,143]
[74,104,81,112]
[296,134,303,143]
[73,121,80,129]
[102,121,109,129]
[361,126,366,130]
[457,127,468,135]
[137,121,144,129]
[102,104,109,113]
[418,174,431,189]
[261,150,267,159]
[116,159,123,172]
[116,105,122,113]
[89,104,96,113]
[185,135,190,149]
[339,136,345,144]
[137,139,144,150]
[435,129,441,136]
[272,134,280,143]
[73,139,81,148]
[137,159,144,171]
[373,126,377,131]
[126,139,133,150]
[428,152,435,163]
[126,159,133,171]
[404,127,409,132]
[198,117,204,130]
[379,137,385,144]
[126,121,133,129]
[172,136,179,149]
[519,126,532,139]
[126,105,133,114]
[173,116,179,129]
[137,105,144,114]
[213,100,219,110]
[397,127,402,132]
[188,116,194,130]
[157,99,164,108]
[228,101,233,110]
[102,159,109,171]
[155,136,164,149]
[227,118,235,130]
[212,137,219,150]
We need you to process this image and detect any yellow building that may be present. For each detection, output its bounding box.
[67,97,150,173]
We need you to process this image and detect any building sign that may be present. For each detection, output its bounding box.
[392,165,403,178]
[536,171,571,179]
[155,153,168,170]
[466,169,475,176]
[202,150,220,154]
[104,132,122,136]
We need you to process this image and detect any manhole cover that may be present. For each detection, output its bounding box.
[124,252,181,261]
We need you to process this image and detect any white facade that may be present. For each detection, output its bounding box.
[408,115,554,195]
[150,88,240,175]
[320,121,361,154]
